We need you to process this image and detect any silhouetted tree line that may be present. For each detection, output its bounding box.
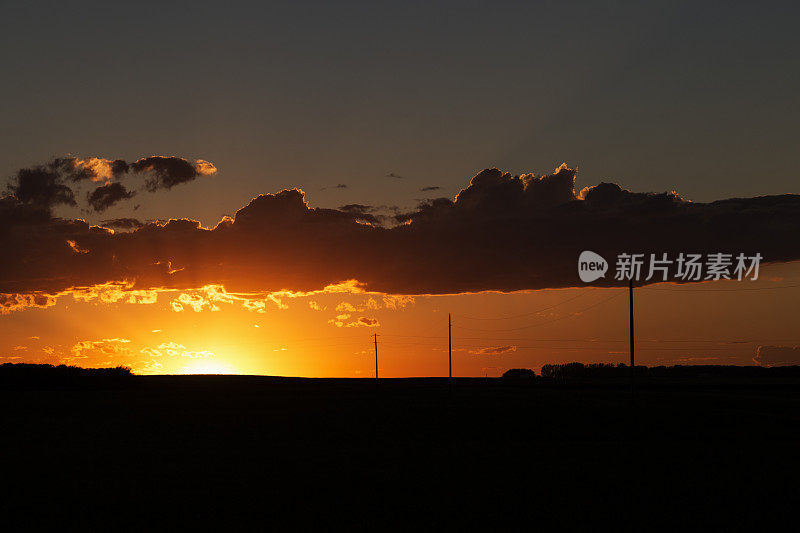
[0,363,133,389]
[501,368,536,379]
[527,363,800,380]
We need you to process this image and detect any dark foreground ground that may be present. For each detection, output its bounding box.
[2,375,799,530]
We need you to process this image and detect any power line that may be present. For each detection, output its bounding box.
[452,292,587,320]
[452,291,625,332]
[640,282,800,292]
[377,340,750,351]
[425,336,800,343]
[267,334,798,349]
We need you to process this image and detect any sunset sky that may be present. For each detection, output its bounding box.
[1,1,799,376]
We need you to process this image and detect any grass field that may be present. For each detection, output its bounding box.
[2,376,799,530]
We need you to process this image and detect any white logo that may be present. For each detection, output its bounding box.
[578,251,608,283]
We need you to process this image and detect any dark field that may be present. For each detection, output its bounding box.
[3,375,799,530]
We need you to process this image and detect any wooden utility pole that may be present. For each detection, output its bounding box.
[373,333,379,380]
[448,313,452,379]
[629,278,635,398]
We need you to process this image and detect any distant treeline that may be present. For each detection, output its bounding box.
[0,363,133,389]
[503,363,800,380]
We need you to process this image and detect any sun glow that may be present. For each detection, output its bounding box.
[180,360,238,375]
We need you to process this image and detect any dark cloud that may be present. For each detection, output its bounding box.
[335,184,348,189]
[386,172,404,179]
[420,186,441,192]
[87,183,135,212]
[130,156,217,192]
[338,204,382,225]
[4,156,216,213]
[754,346,800,367]
[100,218,144,231]
[6,165,76,208]
[1,164,799,300]
[110,159,130,177]
[339,204,373,214]
[0,196,51,226]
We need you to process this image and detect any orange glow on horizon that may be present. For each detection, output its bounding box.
[179,359,238,375]
[1,262,799,377]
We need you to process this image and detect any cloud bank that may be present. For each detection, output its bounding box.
[2,164,800,311]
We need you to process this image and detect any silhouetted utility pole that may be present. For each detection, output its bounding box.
[629,278,635,399]
[448,313,452,379]
[373,333,379,380]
